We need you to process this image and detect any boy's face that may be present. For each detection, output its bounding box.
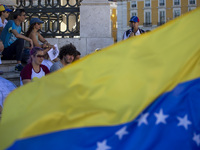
[74,55,80,61]
[64,54,74,64]
[130,21,139,30]
[2,11,10,18]
[19,12,26,22]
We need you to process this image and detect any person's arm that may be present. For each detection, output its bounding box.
[29,32,41,48]
[38,32,47,43]
[0,27,3,34]
[11,29,33,49]
[129,32,135,37]
[20,64,32,85]
[22,79,31,85]
[38,33,55,49]
[0,22,3,34]
[30,33,52,54]
[0,40,4,52]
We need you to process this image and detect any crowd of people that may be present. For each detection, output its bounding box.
[0,7,81,76]
[0,6,81,113]
[0,3,144,113]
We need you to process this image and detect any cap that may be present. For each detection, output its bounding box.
[129,16,139,22]
[30,18,44,25]
[0,5,12,12]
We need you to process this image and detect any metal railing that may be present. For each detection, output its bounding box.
[157,22,165,26]
[16,0,81,38]
[143,22,152,27]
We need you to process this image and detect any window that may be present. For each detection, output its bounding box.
[145,0,151,7]
[144,11,151,26]
[188,7,196,11]
[145,12,151,23]
[131,1,137,8]
[174,0,180,5]
[174,9,181,18]
[159,0,165,6]
[189,0,196,5]
[131,12,137,17]
[159,10,165,25]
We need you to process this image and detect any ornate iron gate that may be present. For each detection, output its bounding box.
[16,0,81,38]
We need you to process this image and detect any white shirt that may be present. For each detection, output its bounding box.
[42,59,53,70]
[0,18,8,28]
[135,29,141,36]
[122,29,141,40]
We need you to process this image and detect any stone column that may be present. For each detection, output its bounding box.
[80,0,114,54]
[117,1,128,42]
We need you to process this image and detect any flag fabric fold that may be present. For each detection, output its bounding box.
[0,8,200,150]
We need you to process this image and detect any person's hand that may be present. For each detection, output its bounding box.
[42,43,48,49]
[129,32,135,37]
[53,45,56,49]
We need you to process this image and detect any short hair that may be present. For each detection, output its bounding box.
[59,43,77,60]
[13,9,25,19]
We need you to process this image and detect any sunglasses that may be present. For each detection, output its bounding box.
[36,55,45,58]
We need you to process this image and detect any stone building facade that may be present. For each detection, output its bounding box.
[117,0,200,41]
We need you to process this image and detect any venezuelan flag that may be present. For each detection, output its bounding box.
[0,8,200,150]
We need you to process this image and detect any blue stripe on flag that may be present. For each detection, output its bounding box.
[7,78,200,150]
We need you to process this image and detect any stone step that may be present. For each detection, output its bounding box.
[8,78,20,87]
[0,71,20,79]
[0,64,16,72]
[0,60,18,72]
[0,71,20,87]
[1,60,18,64]
[0,60,21,86]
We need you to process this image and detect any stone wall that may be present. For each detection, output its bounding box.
[46,0,114,57]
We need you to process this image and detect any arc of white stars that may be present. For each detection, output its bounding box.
[177,114,192,130]
[137,113,149,126]
[193,133,200,147]
[115,126,129,140]
[96,140,111,150]
[154,109,169,125]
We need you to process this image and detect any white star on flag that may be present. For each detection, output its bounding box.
[137,113,149,126]
[154,109,169,125]
[193,133,200,146]
[177,114,192,130]
[96,140,111,150]
[115,126,129,140]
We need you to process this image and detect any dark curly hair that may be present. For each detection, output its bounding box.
[59,43,77,60]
